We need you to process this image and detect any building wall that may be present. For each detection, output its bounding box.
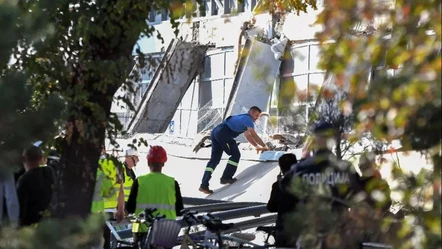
[277,41,327,133]
[169,47,236,137]
[112,1,328,137]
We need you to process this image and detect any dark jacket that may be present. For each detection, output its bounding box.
[126,177,184,217]
[282,149,359,210]
[280,149,360,247]
[16,167,55,227]
[267,177,298,247]
[123,162,137,182]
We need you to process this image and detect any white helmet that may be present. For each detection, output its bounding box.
[125,148,138,157]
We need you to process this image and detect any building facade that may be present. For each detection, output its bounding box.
[111,0,327,138]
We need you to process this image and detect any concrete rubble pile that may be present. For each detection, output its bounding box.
[192,131,303,154]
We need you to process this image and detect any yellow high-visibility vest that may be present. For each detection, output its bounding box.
[132,172,176,232]
[123,168,134,201]
[100,158,119,210]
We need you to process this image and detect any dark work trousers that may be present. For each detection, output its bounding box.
[201,123,241,188]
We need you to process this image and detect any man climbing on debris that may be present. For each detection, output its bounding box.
[199,106,270,194]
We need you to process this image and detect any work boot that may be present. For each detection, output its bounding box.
[199,186,214,194]
[220,178,237,185]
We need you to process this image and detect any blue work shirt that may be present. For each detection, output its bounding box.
[225,114,255,133]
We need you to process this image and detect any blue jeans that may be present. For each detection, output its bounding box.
[200,124,241,188]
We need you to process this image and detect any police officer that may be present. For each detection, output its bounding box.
[280,121,360,248]
[199,106,270,194]
[126,145,184,242]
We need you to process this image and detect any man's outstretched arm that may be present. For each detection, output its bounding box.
[246,127,267,148]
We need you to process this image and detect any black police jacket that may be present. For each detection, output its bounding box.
[280,149,360,212]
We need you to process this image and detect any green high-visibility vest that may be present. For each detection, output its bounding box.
[101,158,119,209]
[123,169,134,201]
[91,167,114,213]
[133,172,176,233]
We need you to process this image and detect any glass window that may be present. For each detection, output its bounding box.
[279,77,296,109]
[225,51,236,76]
[140,82,149,95]
[202,57,212,79]
[308,73,325,101]
[181,83,198,110]
[224,78,234,105]
[141,69,152,82]
[291,46,309,74]
[154,11,162,22]
[309,44,321,71]
[202,53,224,79]
[211,79,224,108]
[199,81,212,108]
[293,75,308,103]
[210,53,225,79]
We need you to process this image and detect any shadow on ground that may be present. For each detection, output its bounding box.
[207,161,278,201]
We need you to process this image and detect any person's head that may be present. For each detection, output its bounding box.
[248,106,262,122]
[358,152,377,176]
[125,148,139,169]
[310,121,335,151]
[278,153,298,174]
[22,146,43,170]
[147,145,167,172]
[32,140,47,166]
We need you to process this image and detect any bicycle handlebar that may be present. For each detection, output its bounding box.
[181,209,234,233]
[128,208,165,223]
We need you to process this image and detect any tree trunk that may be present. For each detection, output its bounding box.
[51,131,102,218]
[428,152,441,247]
[335,132,342,159]
[48,0,150,219]
[51,94,113,218]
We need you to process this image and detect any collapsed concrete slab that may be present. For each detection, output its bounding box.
[223,38,284,135]
[127,39,208,134]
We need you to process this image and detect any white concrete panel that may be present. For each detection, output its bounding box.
[128,40,208,134]
[226,39,281,117]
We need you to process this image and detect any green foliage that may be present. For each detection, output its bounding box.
[0,0,65,169]
[281,0,442,248]
[0,215,104,249]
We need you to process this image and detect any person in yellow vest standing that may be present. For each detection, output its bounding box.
[91,147,125,249]
[126,145,184,243]
[122,149,139,201]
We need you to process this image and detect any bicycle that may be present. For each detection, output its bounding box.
[113,208,180,249]
[178,209,274,249]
